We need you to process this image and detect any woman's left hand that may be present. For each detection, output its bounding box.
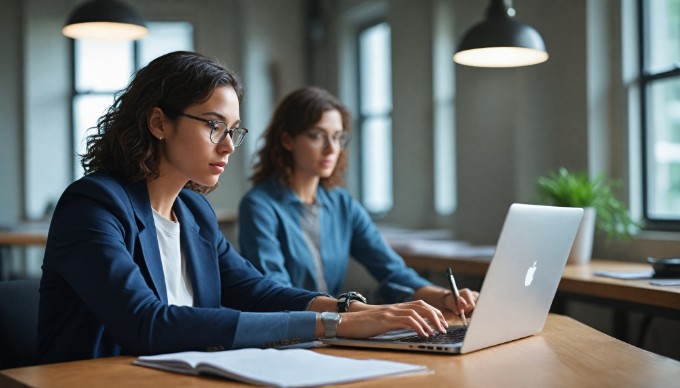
[413,285,479,317]
[441,288,478,316]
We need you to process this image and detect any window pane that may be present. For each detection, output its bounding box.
[361,117,393,213]
[138,22,194,67]
[73,94,115,178]
[646,77,680,219]
[434,103,455,215]
[359,22,393,214]
[359,23,392,116]
[433,4,456,216]
[648,0,680,71]
[75,40,134,92]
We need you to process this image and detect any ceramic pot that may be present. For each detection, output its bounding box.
[568,207,596,265]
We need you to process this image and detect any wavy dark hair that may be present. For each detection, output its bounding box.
[250,86,351,189]
[80,51,243,194]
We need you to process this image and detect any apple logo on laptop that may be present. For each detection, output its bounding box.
[525,261,537,286]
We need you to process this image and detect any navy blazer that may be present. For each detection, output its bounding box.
[36,171,324,365]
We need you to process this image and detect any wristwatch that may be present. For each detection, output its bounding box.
[320,311,341,338]
[336,291,367,313]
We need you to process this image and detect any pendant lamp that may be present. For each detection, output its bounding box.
[453,0,548,68]
[62,0,148,40]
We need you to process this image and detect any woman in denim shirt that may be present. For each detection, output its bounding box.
[239,86,477,316]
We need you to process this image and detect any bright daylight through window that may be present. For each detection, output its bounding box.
[641,0,680,228]
[359,22,393,215]
[72,22,193,178]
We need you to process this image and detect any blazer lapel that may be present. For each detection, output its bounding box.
[174,196,221,308]
[125,181,168,304]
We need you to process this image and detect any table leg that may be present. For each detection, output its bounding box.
[612,309,628,342]
[550,294,566,314]
[0,246,8,281]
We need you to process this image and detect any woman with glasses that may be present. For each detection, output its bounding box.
[239,86,478,316]
[37,52,449,365]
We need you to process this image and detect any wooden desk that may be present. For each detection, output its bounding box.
[1,315,678,387]
[560,260,679,310]
[0,231,48,246]
[0,221,49,246]
[399,251,491,276]
[558,260,680,316]
[0,226,49,281]
[556,260,680,343]
[400,248,680,346]
[399,249,680,315]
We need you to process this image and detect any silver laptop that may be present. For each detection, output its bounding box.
[323,203,584,354]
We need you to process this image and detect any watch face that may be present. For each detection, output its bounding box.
[320,312,341,338]
[321,311,340,322]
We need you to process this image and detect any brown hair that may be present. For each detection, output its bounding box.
[250,86,351,188]
[80,51,243,194]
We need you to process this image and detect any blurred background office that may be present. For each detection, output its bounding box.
[0,0,678,359]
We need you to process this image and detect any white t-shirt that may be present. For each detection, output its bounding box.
[152,209,194,306]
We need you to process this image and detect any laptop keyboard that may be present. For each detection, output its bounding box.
[398,326,467,344]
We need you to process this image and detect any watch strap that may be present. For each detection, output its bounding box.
[336,291,367,313]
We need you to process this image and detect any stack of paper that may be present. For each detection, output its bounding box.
[377,225,495,259]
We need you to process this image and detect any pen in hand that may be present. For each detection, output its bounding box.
[447,267,468,326]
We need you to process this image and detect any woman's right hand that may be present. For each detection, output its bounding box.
[333,300,448,339]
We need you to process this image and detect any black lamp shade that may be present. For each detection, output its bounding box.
[454,0,548,68]
[62,0,148,40]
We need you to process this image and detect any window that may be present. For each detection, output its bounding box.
[433,1,456,216]
[640,0,680,229]
[358,22,393,215]
[72,22,194,178]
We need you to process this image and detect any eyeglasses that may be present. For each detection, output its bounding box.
[303,129,351,149]
[177,113,248,147]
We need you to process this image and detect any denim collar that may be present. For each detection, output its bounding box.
[268,175,331,209]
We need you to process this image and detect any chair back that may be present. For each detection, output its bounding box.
[0,279,40,369]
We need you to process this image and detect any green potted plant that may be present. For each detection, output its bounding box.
[536,167,640,264]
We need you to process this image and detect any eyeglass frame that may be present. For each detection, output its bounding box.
[302,128,352,149]
[176,112,249,147]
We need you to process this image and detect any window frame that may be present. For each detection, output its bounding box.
[70,40,138,180]
[356,19,394,216]
[639,0,680,231]
[70,22,194,180]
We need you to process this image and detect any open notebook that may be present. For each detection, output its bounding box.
[323,203,583,354]
[134,348,428,387]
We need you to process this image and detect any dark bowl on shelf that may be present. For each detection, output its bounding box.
[647,257,680,278]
